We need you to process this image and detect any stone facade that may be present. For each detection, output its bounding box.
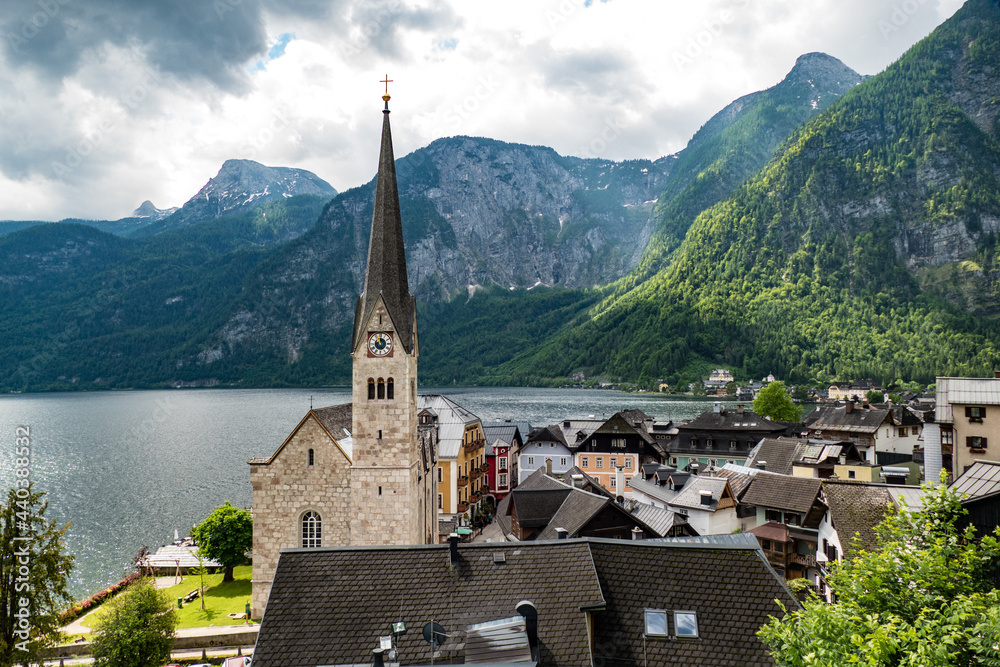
[249,410,353,616]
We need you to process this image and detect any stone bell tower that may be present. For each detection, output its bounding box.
[349,84,435,546]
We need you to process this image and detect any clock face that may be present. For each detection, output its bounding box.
[368,332,393,357]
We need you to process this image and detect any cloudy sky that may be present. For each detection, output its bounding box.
[0,0,965,221]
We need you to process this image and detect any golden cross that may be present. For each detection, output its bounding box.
[380,75,393,95]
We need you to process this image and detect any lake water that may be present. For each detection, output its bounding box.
[0,387,718,599]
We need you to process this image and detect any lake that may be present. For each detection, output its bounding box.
[0,386,719,599]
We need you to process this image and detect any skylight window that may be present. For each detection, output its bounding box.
[674,611,699,638]
[644,610,667,636]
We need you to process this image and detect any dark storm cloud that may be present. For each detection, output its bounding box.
[347,0,460,60]
[1,0,269,91]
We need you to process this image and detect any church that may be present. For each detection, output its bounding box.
[248,88,437,619]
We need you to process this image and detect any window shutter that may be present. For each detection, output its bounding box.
[966,406,973,418]
[983,437,989,449]
[967,436,974,447]
[983,408,988,418]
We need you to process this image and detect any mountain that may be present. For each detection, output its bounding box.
[629,52,863,281]
[0,139,669,390]
[134,159,337,236]
[497,0,1000,388]
[131,200,178,221]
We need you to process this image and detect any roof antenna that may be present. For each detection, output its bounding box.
[310,395,313,410]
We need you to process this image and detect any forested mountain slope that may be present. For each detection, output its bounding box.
[498,0,1000,388]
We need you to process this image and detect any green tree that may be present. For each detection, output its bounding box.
[190,502,252,583]
[0,486,74,667]
[867,390,885,403]
[753,381,800,421]
[758,476,1000,665]
[90,578,177,667]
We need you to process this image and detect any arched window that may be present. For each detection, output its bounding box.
[387,378,394,400]
[367,378,375,400]
[302,511,321,548]
[308,449,314,466]
[377,378,385,400]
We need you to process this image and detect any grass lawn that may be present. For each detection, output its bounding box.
[82,566,256,630]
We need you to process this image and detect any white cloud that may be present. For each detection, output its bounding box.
[0,0,967,220]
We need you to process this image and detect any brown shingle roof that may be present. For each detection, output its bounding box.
[742,472,824,514]
[254,537,798,666]
[822,481,896,554]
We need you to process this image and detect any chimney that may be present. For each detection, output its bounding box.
[699,490,713,506]
[372,648,385,667]
[690,463,700,475]
[839,454,847,465]
[757,461,767,471]
[571,473,585,489]
[615,465,625,495]
[995,370,1000,379]
[845,402,854,414]
[713,402,721,414]
[631,526,644,540]
[555,527,568,539]
[448,532,460,566]
[737,404,745,414]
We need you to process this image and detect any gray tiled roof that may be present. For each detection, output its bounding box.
[821,481,896,554]
[534,490,610,540]
[626,501,687,537]
[668,476,730,511]
[681,408,787,432]
[352,108,415,354]
[745,437,806,476]
[312,404,352,438]
[254,538,797,666]
[512,489,571,528]
[741,471,824,514]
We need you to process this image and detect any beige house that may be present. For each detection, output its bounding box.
[932,375,1000,477]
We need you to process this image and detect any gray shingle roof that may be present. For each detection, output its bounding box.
[668,476,730,511]
[681,408,787,432]
[821,481,896,554]
[745,437,806,476]
[254,538,797,666]
[741,472,824,514]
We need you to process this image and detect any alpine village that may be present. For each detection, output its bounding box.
[8,1,1000,666]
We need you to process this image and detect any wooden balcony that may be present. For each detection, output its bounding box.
[457,502,469,513]
[463,439,486,453]
[791,553,817,568]
[457,476,469,487]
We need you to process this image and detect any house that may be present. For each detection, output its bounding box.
[804,402,922,465]
[815,481,898,599]
[518,424,579,483]
[570,410,665,496]
[929,375,1000,477]
[746,437,877,482]
[705,368,735,390]
[420,395,487,521]
[494,466,690,541]
[666,402,799,471]
[741,472,826,580]
[482,423,523,503]
[664,476,740,536]
[827,381,883,402]
[251,534,799,666]
[951,460,1000,539]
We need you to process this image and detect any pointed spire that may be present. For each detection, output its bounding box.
[352,87,415,353]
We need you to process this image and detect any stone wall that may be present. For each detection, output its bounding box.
[250,415,352,618]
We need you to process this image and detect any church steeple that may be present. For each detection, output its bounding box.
[352,83,415,354]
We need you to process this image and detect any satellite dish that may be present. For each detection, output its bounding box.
[422,622,446,648]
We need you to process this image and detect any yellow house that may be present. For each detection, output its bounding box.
[419,394,486,521]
